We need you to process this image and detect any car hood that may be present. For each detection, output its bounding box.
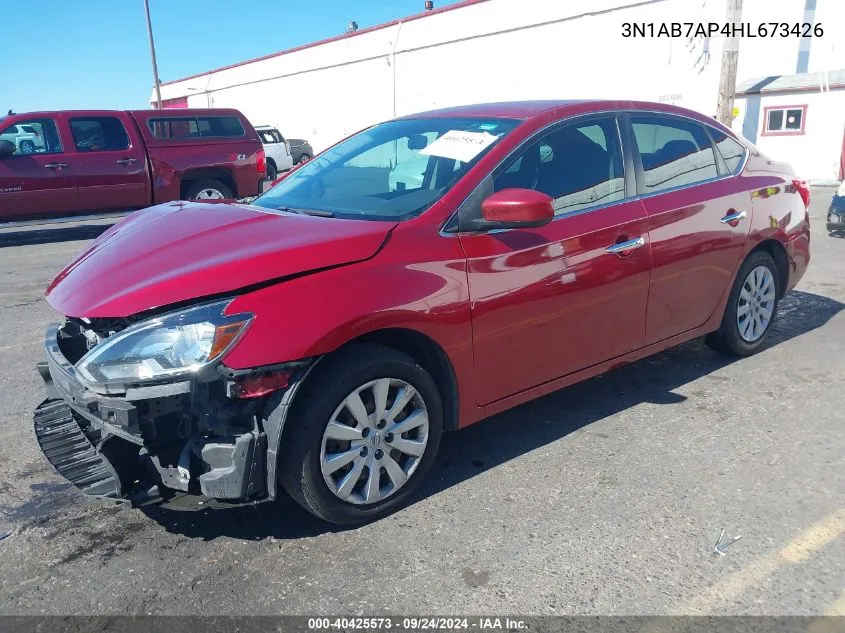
[46,201,396,317]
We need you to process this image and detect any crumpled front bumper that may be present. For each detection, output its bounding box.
[33,323,270,507]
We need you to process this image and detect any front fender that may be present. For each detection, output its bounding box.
[221,222,477,421]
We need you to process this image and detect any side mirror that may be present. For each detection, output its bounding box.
[0,140,16,157]
[481,188,554,228]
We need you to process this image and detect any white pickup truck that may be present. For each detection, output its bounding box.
[255,125,294,180]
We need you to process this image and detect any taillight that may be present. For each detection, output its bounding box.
[256,149,266,176]
[792,178,811,209]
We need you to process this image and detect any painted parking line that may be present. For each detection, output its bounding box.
[674,509,845,615]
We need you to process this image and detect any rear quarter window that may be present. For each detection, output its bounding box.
[707,127,747,174]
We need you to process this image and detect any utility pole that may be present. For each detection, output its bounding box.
[716,0,743,126]
[144,0,163,109]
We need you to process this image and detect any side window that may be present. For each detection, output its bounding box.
[147,116,245,140]
[70,117,130,152]
[0,118,63,155]
[708,127,747,174]
[494,119,625,216]
[258,130,276,144]
[631,115,718,193]
[196,116,245,137]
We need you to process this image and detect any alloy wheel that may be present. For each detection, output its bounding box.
[194,188,225,200]
[319,378,429,505]
[737,265,776,342]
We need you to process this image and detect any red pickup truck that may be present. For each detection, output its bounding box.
[0,109,265,221]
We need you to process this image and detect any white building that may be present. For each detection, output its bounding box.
[733,69,845,182]
[154,0,845,179]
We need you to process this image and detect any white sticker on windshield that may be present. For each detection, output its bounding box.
[420,130,499,163]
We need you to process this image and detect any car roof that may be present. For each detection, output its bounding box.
[398,99,721,127]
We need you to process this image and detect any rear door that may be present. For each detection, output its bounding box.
[627,113,751,345]
[458,115,652,405]
[0,115,80,219]
[67,113,149,212]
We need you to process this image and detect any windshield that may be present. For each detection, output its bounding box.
[252,117,519,220]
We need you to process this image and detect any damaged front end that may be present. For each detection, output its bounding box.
[33,300,311,507]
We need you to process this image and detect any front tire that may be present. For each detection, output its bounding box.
[19,140,35,154]
[298,153,311,164]
[277,344,443,525]
[705,250,780,356]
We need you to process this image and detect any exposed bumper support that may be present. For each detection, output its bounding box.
[32,323,291,507]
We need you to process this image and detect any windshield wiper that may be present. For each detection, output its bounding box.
[277,206,334,218]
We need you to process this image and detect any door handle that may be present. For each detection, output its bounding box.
[43,162,68,170]
[720,210,747,224]
[605,236,645,255]
[115,158,138,166]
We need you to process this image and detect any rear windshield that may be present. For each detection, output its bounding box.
[147,116,245,140]
[252,117,519,221]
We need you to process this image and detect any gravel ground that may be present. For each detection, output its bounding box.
[0,190,842,616]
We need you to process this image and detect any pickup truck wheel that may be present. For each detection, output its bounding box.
[184,179,232,201]
[298,153,311,164]
[705,250,780,356]
[278,343,443,525]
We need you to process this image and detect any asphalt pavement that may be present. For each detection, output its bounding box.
[0,190,843,615]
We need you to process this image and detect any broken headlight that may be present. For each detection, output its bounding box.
[75,300,252,385]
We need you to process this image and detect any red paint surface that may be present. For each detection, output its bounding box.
[43,100,811,429]
[46,202,395,316]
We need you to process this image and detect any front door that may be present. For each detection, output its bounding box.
[458,116,652,406]
[627,114,751,344]
[0,116,79,219]
[67,114,148,212]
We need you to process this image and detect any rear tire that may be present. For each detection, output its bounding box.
[266,159,277,182]
[183,179,233,201]
[19,140,35,154]
[298,153,311,164]
[277,343,443,525]
[705,250,780,356]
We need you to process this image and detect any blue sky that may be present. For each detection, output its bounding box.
[3,0,462,113]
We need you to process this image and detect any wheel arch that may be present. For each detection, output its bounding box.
[349,328,460,433]
[259,326,460,501]
[179,167,236,198]
[750,238,789,298]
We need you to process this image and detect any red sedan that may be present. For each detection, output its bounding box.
[35,100,810,524]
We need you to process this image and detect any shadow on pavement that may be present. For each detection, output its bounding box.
[0,223,114,248]
[143,289,842,541]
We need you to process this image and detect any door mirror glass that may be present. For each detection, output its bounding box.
[0,139,15,157]
[481,188,554,228]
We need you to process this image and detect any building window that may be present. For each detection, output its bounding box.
[762,105,807,136]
